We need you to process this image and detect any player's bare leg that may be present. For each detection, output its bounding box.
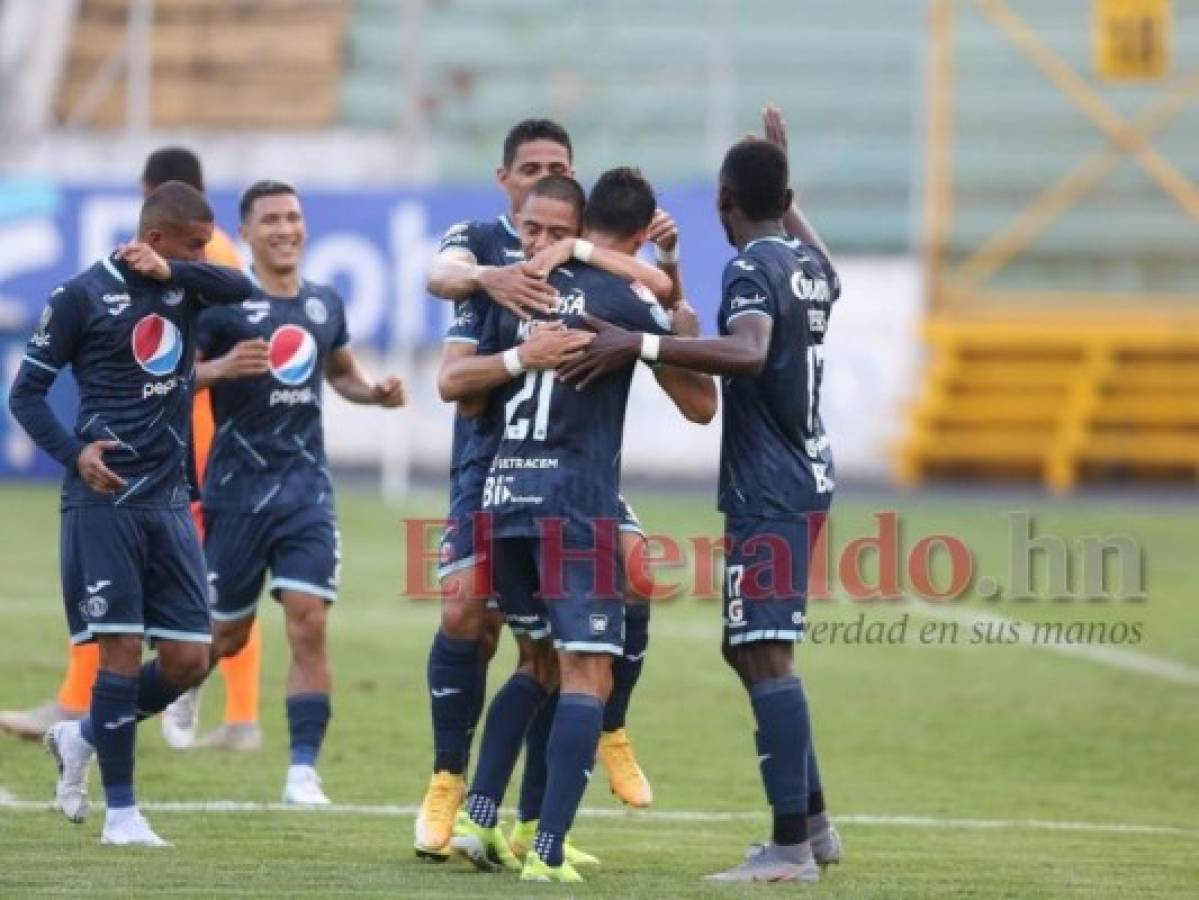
[279,591,332,805]
[597,528,654,808]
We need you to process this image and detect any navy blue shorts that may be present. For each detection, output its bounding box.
[722,516,816,647]
[438,512,486,581]
[61,505,211,644]
[440,496,643,581]
[204,504,340,622]
[492,535,625,655]
[617,495,645,539]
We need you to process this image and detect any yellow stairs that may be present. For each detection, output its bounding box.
[897,314,1199,491]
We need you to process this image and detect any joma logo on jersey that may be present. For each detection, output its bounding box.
[103,293,132,315]
[791,271,831,303]
[242,300,270,324]
[730,294,767,310]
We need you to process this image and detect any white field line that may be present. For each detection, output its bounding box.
[0,797,1192,836]
[914,606,1199,686]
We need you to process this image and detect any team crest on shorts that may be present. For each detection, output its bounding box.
[305,297,328,324]
[80,594,109,620]
[589,613,609,635]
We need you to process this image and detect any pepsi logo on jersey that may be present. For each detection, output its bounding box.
[268,324,319,406]
[132,314,184,398]
[269,325,317,385]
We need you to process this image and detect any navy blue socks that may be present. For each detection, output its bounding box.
[536,692,603,866]
[426,631,482,774]
[467,672,546,821]
[287,693,331,767]
[603,603,649,732]
[518,690,558,822]
[749,675,812,846]
[90,669,139,810]
[135,659,185,720]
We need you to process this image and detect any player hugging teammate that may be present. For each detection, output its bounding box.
[421,107,841,885]
[8,105,842,885]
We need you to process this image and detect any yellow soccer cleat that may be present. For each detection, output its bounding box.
[598,727,653,809]
[508,819,600,866]
[520,849,584,884]
[413,771,464,862]
[451,814,522,873]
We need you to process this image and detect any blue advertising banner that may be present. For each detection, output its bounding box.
[0,180,731,348]
[0,178,734,479]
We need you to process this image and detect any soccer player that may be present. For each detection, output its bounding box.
[142,149,266,753]
[418,122,566,858]
[440,178,711,869]
[415,119,630,859]
[448,170,715,883]
[197,180,406,805]
[0,148,264,750]
[557,106,842,883]
[8,182,255,846]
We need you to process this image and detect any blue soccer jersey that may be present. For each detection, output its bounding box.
[716,236,841,518]
[479,263,673,542]
[9,253,254,508]
[438,215,522,495]
[195,280,349,514]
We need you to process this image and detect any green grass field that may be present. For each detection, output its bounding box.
[1,483,1197,897]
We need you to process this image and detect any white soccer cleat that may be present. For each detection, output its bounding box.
[44,719,94,824]
[0,700,83,741]
[101,807,172,847]
[810,820,842,866]
[194,722,263,752]
[160,688,200,750]
[282,764,331,806]
[708,841,820,883]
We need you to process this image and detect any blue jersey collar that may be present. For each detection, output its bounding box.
[743,234,797,252]
[499,214,519,239]
[247,266,305,299]
[101,253,127,284]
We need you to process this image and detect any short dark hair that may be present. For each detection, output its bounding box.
[582,167,656,239]
[525,174,586,220]
[142,147,205,192]
[720,139,790,221]
[239,179,299,222]
[502,118,572,169]
[138,181,214,235]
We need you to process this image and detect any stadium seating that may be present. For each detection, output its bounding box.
[897,314,1199,490]
[340,0,919,253]
[56,0,351,128]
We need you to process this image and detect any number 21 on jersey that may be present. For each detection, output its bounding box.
[504,370,555,441]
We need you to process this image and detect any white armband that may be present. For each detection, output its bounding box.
[640,333,661,362]
[572,239,594,263]
[656,242,679,265]
[502,347,525,377]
